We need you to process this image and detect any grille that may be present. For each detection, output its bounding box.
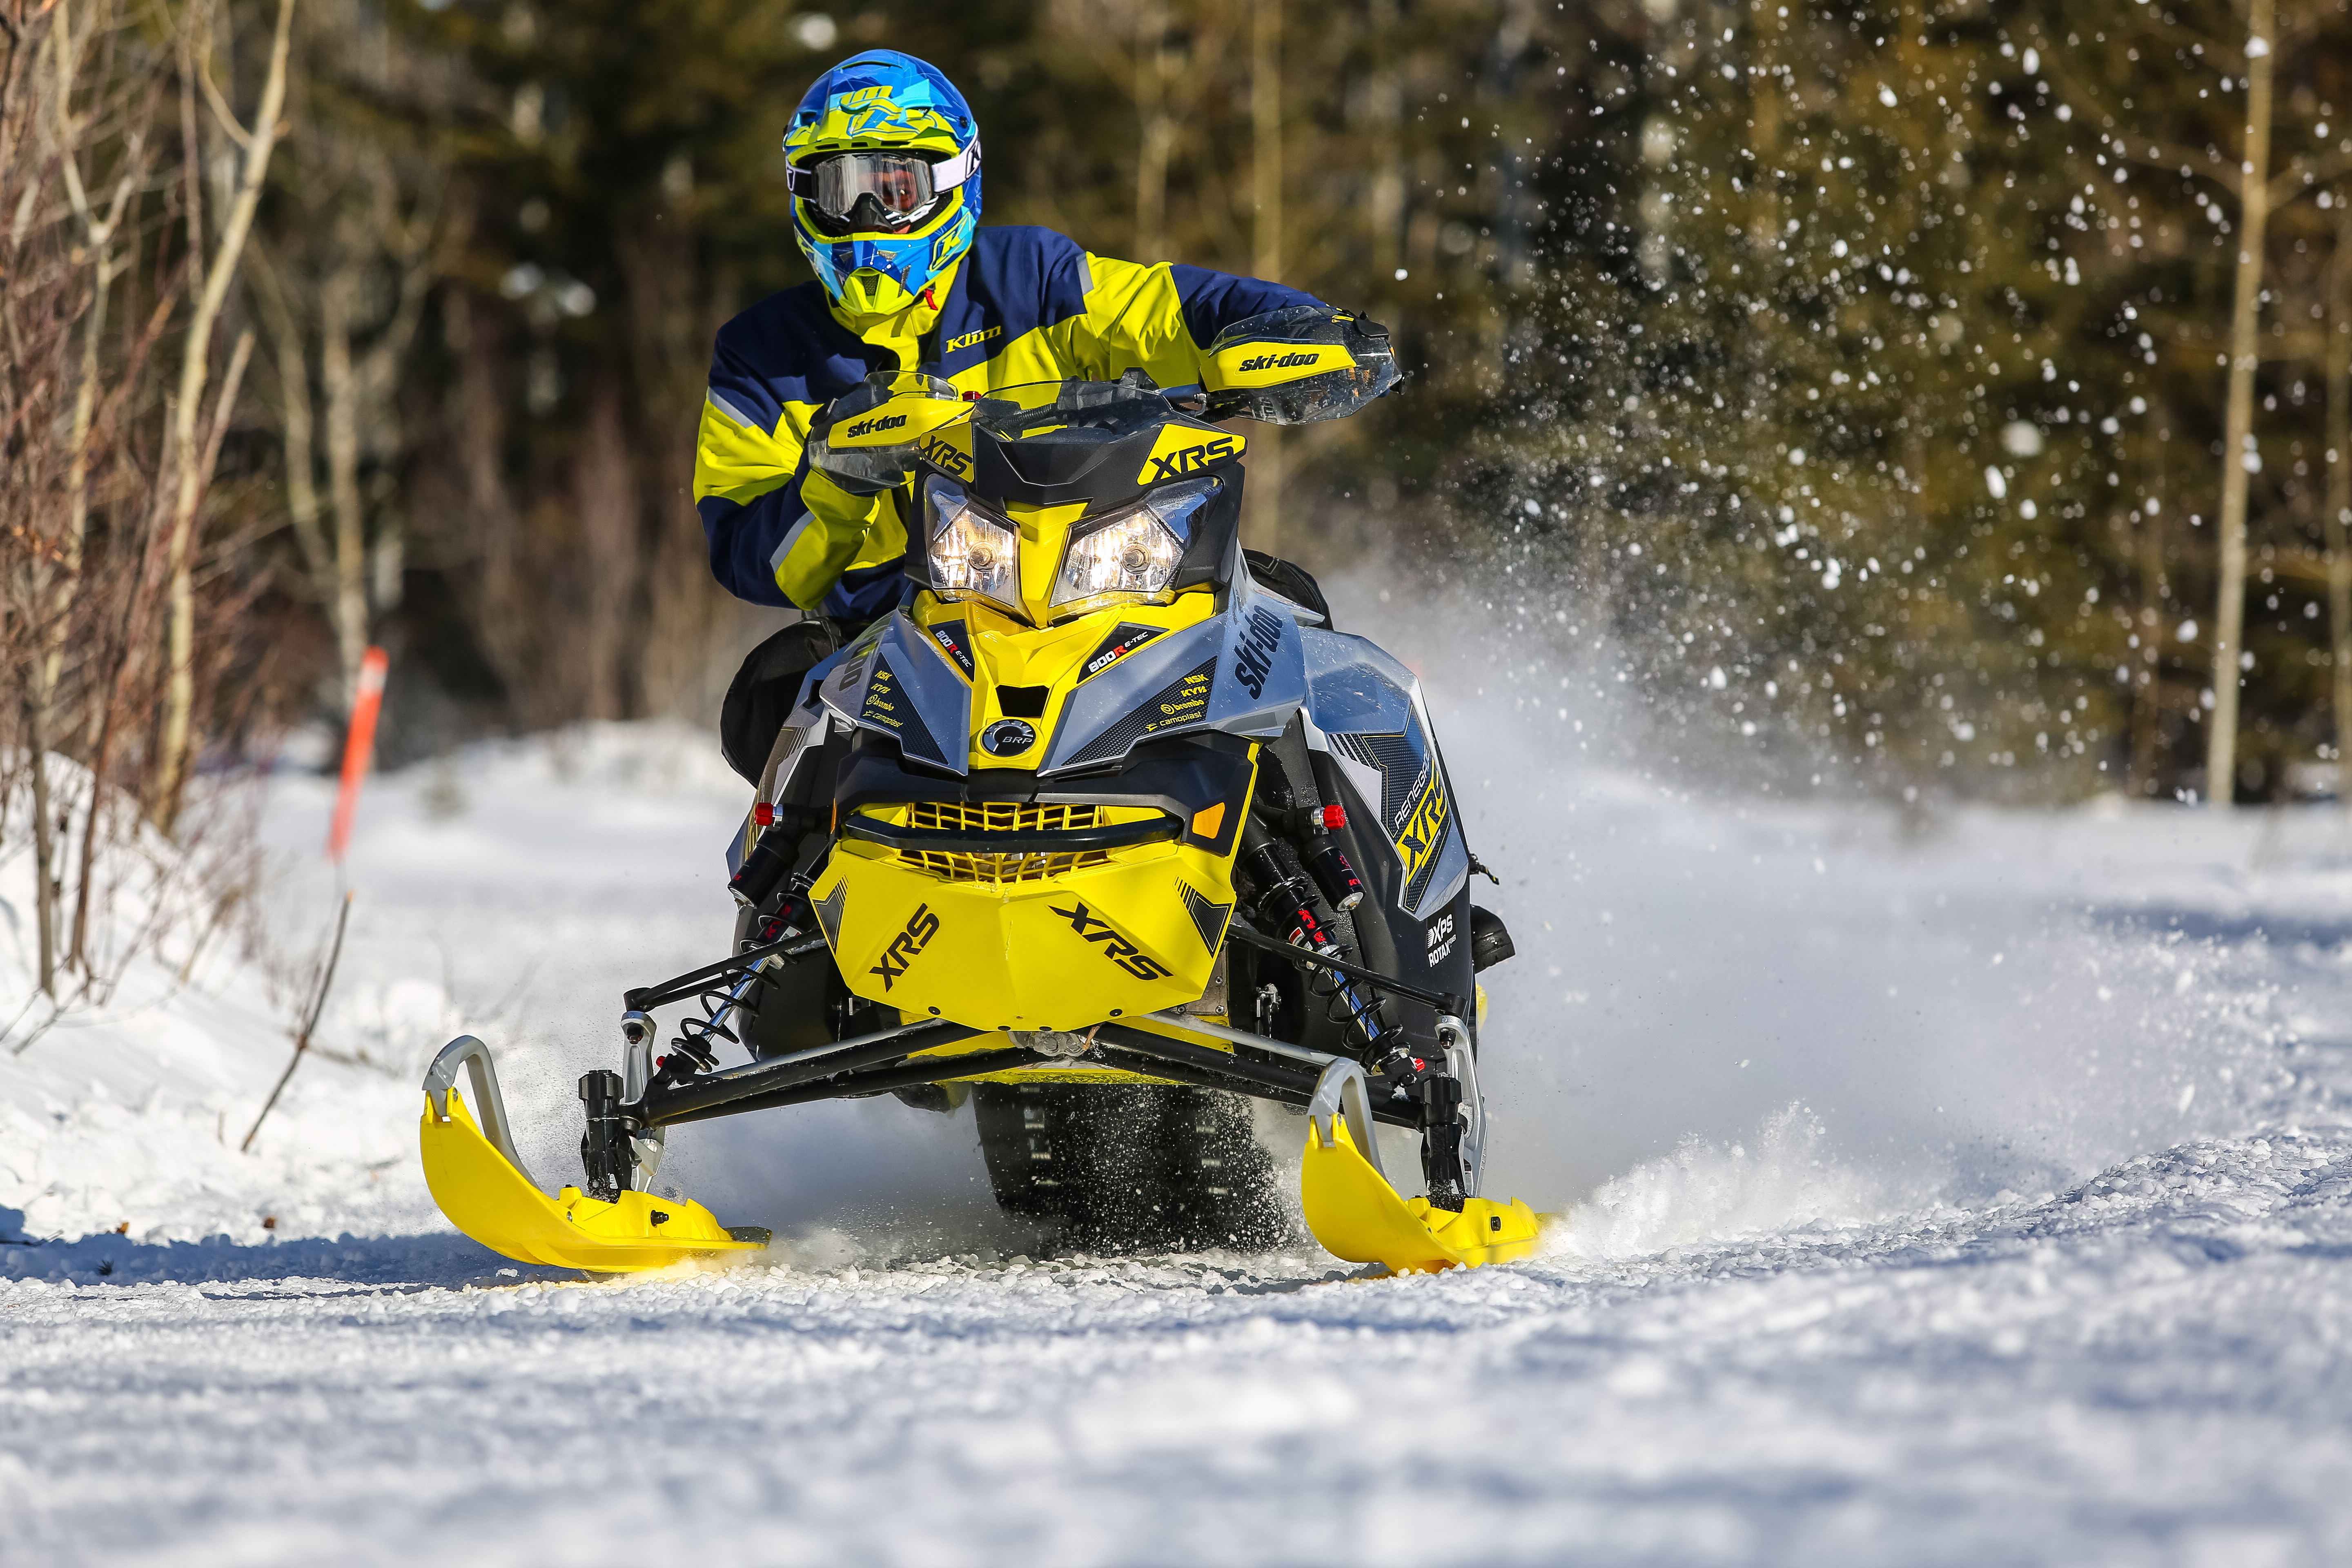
[894,801,1114,885]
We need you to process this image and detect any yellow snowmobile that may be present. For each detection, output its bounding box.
[420,307,1535,1274]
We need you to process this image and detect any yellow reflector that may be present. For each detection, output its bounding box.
[1190,802,1225,840]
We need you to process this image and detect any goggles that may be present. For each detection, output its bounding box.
[788,140,981,227]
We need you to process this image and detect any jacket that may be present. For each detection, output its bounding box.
[694,225,1322,619]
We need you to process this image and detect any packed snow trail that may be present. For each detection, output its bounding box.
[8,1136,2350,1565]
[9,679,2352,1559]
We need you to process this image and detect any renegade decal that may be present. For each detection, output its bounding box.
[1232,604,1286,699]
[867,902,940,992]
[1395,770,1452,906]
[928,619,976,679]
[1049,901,1175,981]
[1078,622,1167,683]
[1138,435,1238,484]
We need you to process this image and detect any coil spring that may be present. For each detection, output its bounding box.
[669,971,750,1069]
[1286,900,1395,1055]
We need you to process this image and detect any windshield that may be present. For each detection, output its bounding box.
[967,379,1176,444]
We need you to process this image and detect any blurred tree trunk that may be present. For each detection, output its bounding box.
[154,0,294,833]
[2204,0,2274,807]
[2328,200,2352,806]
[1243,0,1283,556]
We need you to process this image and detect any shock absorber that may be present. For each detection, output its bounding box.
[1235,817,1402,1069]
[1237,811,1467,1212]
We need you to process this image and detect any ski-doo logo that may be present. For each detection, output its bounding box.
[918,432,971,477]
[868,903,940,991]
[1232,604,1285,699]
[1236,350,1323,372]
[1049,902,1174,981]
[1141,435,1238,483]
[842,412,908,439]
[1395,773,1451,891]
[944,325,1002,353]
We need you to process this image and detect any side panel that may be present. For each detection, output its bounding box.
[1040,577,1307,774]
[817,611,972,775]
[1298,629,1469,922]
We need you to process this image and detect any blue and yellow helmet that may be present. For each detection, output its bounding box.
[784,51,982,316]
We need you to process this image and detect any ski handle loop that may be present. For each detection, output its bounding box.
[423,1036,538,1188]
[1437,1014,1483,1200]
[1306,1056,1387,1182]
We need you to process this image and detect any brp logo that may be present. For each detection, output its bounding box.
[980,719,1036,757]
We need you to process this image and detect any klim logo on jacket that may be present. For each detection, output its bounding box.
[944,325,1002,353]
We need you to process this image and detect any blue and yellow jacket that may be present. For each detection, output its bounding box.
[695,225,1321,618]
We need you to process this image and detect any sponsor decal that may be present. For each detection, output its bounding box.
[1152,664,1212,729]
[860,656,904,732]
[1425,910,1458,967]
[917,431,971,478]
[1394,770,1451,894]
[1078,623,1167,683]
[944,324,1002,353]
[842,412,909,439]
[929,619,975,678]
[1237,350,1324,372]
[1140,434,1238,484]
[980,718,1036,757]
[1049,901,1174,981]
[1232,603,1285,699]
[867,902,940,991]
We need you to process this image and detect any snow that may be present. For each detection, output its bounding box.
[9,682,2352,1561]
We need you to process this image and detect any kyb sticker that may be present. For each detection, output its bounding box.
[867,903,940,991]
[1049,902,1174,980]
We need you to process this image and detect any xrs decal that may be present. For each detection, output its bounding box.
[917,432,971,478]
[867,902,940,991]
[1138,435,1238,484]
[1049,901,1175,981]
[1395,771,1452,902]
[1232,604,1285,699]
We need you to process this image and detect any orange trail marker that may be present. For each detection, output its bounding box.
[328,647,390,864]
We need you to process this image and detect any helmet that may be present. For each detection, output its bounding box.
[784,51,982,316]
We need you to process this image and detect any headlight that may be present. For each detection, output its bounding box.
[1050,479,1217,615]
[924,479,1019,613]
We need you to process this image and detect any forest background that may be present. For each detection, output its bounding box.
[6,0,2352,1000]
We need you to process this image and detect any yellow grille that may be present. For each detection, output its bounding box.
[894,800,1114,885]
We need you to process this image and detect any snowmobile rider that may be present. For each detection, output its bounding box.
[694,50,1332,778]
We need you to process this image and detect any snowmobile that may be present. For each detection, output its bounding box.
[419,306,1537,1274]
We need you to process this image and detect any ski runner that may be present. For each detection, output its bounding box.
[693,49,1337,781]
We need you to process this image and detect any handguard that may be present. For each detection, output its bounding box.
[1296,1058,1541,1274]
[419,1036,766,1272]
[806,370,973,493]
[1203,306,1402,425]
